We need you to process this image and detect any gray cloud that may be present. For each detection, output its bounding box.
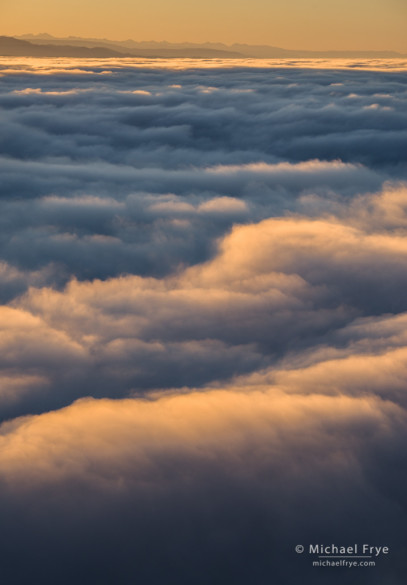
[0,386,405,585]
[1,63,406,287]
[0,59,407,585]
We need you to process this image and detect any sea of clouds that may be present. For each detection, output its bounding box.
[0,58,406,585]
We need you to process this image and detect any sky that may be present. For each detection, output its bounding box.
[0,56,407,584]
[1,0,407,51]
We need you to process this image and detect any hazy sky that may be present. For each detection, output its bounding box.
[1,0,406,50]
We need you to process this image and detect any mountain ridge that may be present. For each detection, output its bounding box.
[1,34,406,59]
[0,36,245,58]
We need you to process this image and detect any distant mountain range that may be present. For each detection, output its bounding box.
[0,34,405,59]
[0,36,243,58]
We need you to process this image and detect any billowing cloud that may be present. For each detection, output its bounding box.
[1,188,407,425]
[0,381,405,585]
[0,58,406,585]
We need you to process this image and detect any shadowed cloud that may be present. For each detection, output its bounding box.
[0,58,406,585]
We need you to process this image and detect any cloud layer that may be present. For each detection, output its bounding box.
[1,58,407,585]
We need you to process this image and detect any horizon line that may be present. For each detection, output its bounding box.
[4,32,406,55]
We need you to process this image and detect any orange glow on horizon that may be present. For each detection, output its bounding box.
[1,0,406,53]
[1,57,407,78]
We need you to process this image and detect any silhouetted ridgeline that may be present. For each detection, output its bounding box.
[0,36,244,58]
[0,36,133,57]
[1,35,405,59]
